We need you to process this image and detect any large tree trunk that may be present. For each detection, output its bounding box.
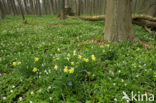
[104,0,137,42]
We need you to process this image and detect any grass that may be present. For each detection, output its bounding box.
[0,15,156,103]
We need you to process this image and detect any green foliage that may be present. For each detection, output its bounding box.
[0,15,155,103]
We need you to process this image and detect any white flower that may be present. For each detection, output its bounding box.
[10,90,13,93]
[12,85,15,88]
[3,97,6,100]
[49,97,52,100]
[136,75,139,77]
[124,83,127,86]
[30,101,33,103]
[31,91,34,95]
[109,71,114,75]
[114,98,117,101]
[113,83,116,86]
[19,97,22,101]
[48,86,52,89]
[118,70,121,73]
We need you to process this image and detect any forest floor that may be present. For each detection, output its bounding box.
[0,15,155,103]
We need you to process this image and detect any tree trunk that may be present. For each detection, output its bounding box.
[36,0,41,16]
[17,0,27,24]
[60,0,66,19]
[29,0,35,14]
[104,0,137,42]
[0,0,5,19]
[146,0,156,17]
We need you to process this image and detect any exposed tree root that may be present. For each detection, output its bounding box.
[144,26,152,33]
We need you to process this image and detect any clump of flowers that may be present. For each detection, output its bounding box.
[83,58,89,63]
[12,61,22,66]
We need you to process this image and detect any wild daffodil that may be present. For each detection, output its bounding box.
[17,61,22,65]
[69,67,74,74]
[66,57,70,61]
[56,57,60,60]
[78,55,82,59]
[64,66,68,73]
[67,53,71,57]
[33,67,37,72]
[35,57,39,62]
[12,62,17,66]
[71,62,74,66]
[91,55,96,61]
[83,58,89,62]
[57,48,60,52]
[54,65,58,70]
[73,50,76,56]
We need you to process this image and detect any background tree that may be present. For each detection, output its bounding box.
[59,0,66,19]
[104,0,137,42]
[17,0,27,24]
[0,0,5,19]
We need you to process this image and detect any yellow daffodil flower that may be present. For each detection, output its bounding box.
[73,50,76,56]
[33,67,37,72]
[12,62,17,66]
[35,57,39,62]
[67,53,71,57]
[69,67,74,74]
[56,57,60,60]
[66,57,70,61]
[106,44,110,47]
[78,55,82,59]
[64,66,68,73]
[71,62,74,66]
[91,55,96,61]
[57,48,60,52]
[54,65,58,70]
[83,58,89,62]
[17,61,22,65]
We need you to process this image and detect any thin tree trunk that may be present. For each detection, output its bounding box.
[36,0,41,15]
[17,0,27,24]
[29,0,35,14]
[60,0,66,19]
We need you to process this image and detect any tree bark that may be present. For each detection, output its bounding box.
[17,0,27,24]
[0,0,5,19]
[104,0,137,42]
[60,0,66,19]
